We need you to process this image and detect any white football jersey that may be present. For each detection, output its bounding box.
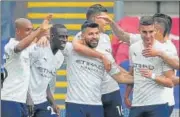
[28,44,64,104]
[1,38,31,103]
[129,39,173,106]
[130,34,177,106]
[74,32,119,94]
[63,42,120,105]
[161,40,178,106]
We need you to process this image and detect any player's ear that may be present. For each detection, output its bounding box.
[16,28,20,35]
[138,26,141,33]
[51,34,54,38]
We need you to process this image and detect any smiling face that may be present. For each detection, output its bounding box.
[51,27,68,50]
[82,27,100,48]
[16,20,33,40]
[139,24,156,47]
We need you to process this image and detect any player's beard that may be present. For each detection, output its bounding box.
[86,39,99,48]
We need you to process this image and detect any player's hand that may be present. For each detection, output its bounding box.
[124,97,132,108]
[52,104,60,116]
[97,14,113,24]
[37,36,50,47]
[139,68,152,78]
[40,14,53,32]
[101,55,112,72]
[142,47,160,57]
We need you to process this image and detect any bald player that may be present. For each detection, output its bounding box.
[1,15,52,117]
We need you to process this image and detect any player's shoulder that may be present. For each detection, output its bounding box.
[130,40,142,50]
[154,40,165,50]
[129,33,142,45]
[99,33,111,44]
[74,31,82,40]
[100,33,110,39]
[166,40,176,49]
[5,38,18,47]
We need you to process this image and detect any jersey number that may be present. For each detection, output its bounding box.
[47,106,56,115]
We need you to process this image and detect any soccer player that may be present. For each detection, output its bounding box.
[1,58,8,89]
[73,4,125,117]
[124,15,178,116]
[1,15,52,117]
[97,13,179,113]
[128,16,174,117]
[64,21,133,117]
[97,14,179,69]
[140,14,179,116]
[142,13,179,69]
[27,24,67,117]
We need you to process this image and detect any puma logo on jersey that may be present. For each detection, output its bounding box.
[105,49,111,53]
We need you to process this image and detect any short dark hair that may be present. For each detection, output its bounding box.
[86,4,108,20]
[50,24,66,34]
[153,17,169,37]
[139,16,154,26]
[81,20,99,32]
[153,13,172,34]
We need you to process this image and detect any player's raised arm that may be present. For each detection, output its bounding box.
[14,14,52,53]
[97,14,131,44]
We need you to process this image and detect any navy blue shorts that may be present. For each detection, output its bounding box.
[102,90,124,117]
[32,101,58,117]
[66,102,104,117]
[1,100,28,117]
[168,105,174,116]
[129,103,169,117]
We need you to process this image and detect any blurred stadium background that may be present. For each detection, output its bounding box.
[1,1,179,117]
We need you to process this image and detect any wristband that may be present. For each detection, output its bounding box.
[151,73,156,80]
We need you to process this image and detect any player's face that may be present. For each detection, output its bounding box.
[83,27,100,48]
[16,22,33,40]
[52,28,68,50]
[154,23,164,43]
[94,12,109,32]
[139,24,156,47]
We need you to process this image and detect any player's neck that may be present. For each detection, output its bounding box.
[15,35,21,41]
[99,27,105,33]
[164,35,169,42]
[50,42,58,55]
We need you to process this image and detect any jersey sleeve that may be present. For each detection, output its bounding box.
[4,39,19,58]
[162,61,174,72]
[166,43,179,59]
[129,33,141,45]
[72,32,82,41]
[104,34,113,53]
[104,52,120,75]
[108,62,121,76]
[61,42,73,57]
